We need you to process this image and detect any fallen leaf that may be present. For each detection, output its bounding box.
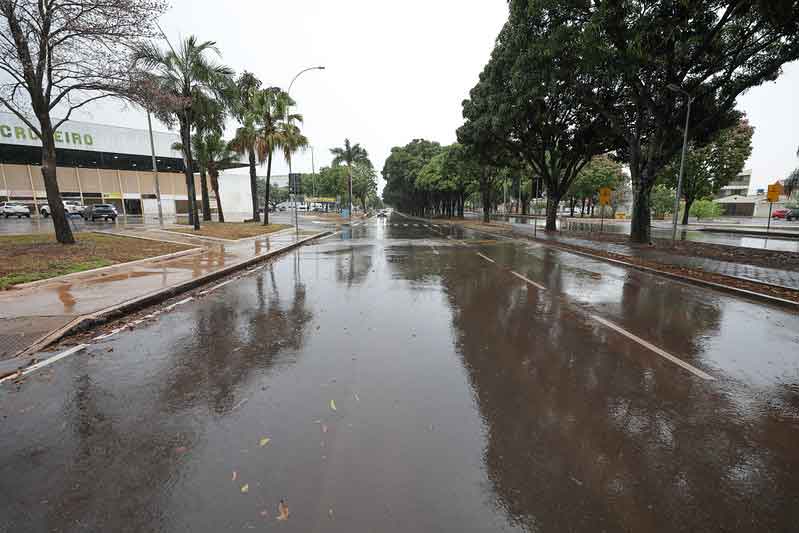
[259,437,271,447]
[260,510,269,517]
[328,508,334,519]
[277,500,289,521]
[353,392,360,402]
[241,484,249,493]
[330,400,337,411]
[231,471,238,481]
[175,446,188,454]
[321,424,328,434]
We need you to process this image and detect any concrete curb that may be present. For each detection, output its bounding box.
[156,225,295,243]
[698,227,799,239]
[17,230,331,357]
[11,246,204,290]
[404,214,799,312]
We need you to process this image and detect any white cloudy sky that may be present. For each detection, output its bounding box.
[73,0,798,195]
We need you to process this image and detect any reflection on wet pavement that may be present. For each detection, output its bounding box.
[1,213,799,532]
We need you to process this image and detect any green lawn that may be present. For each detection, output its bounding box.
[0,233,191,289]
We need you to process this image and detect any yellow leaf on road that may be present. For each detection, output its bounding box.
[259,437,271,447]
[277,499,290,521]
[241,484,249,493]
[330,400,337,411]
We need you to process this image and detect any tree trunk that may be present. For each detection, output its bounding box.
[39,123,75,244]
[180,122,200,231]
[682,197,693,225]
[249,148,260,222]
[569,197,576,217]
[211,171,224,223]
[580,198,586,218]
[629,180,654,243]
[200,168,212,221]
[545,191,560,231]
[347,164,353,219]
[481,183,491,223]
[263,151,273,225]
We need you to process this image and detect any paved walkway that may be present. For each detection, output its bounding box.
[512,224,799,290]
[0,226,329,360]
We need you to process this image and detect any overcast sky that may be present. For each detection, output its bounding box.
[73,0,798,195]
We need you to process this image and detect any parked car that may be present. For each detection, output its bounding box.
[82,203,118,221]
[787,209,799,221]
[772,207,791,219]
[0,202,31,218]
[40,200,85,218]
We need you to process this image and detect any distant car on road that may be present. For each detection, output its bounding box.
[40,200,84,218]
[787,208,799,221]
[772,207,792,219]
[377,210,387,218]
[82,203,118,221]
[0,202,31,218]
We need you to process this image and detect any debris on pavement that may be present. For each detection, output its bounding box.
[277,500,289,521]
[259,437,271,447]
[330,399,337,411]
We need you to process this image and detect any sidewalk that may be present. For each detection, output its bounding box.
[0,226,328,360]
[511,225,799,290]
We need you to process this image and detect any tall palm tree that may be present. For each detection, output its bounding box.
[204,134,239,223]
[253,87,299,225]
[330,139,371,219]
[230,71,263,222]
[133,36,232,230]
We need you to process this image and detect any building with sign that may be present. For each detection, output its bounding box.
[0,111,249,217]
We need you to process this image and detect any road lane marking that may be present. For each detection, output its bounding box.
[163,297,193,312]
[319,231,342,241]
[200,277,238,295]
[510,270,548,291]
[0,344,88,384]
[476,252,496,264]
[590,314,715,381]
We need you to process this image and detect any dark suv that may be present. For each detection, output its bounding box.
[787,208,799,222]
[82,204,118,221]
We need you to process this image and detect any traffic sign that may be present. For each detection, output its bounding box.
[599,187,612,206]
[289,173,302,194]
[767,182,782,203]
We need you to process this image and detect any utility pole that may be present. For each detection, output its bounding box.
[146,110,164,226]
[667,83,694,244]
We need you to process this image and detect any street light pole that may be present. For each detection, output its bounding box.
[286,65,324,233]
[146,110,164,226]
[668,84,694,244]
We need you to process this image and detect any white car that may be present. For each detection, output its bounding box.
[40,200,85,217]
[0,202,31,218]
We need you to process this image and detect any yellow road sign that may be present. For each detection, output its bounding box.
[599,187,612,206]
[767,183,782,203]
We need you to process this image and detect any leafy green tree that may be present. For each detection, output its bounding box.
[689,199,723,221]
[459,1,612,230]
[230,71,263,222]
[382,139,445,216]
[568,155,625,217]
[784,167,799,199]
[331,139,372,216]
[555,0,799,242]
[650,185,675,219]
[352,163,378,212]
[660,119,753,224]
[133,36,233,230]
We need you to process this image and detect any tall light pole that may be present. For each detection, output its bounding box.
[287,66,325,232]
[145,110,164,226]
[668,83,694,244]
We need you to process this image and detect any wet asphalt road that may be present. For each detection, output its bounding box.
[2,213,799,532]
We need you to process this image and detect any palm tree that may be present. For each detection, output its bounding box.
[330,139,371,219]
[132,36,232,230]
[252,87,299,225]
[192,94,227,221]
[230,71,263,222]
[204,134,239,223]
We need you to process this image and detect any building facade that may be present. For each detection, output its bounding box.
[0,111,247,217]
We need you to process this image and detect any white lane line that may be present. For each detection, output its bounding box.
[319,231,342,241]
[200,277,238,295]
[590,314,715,381]
[510,270,548,291]
[476,252,496,264]
[0,344,88,384]
[93,327,122,341]
[163,297,194,312]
